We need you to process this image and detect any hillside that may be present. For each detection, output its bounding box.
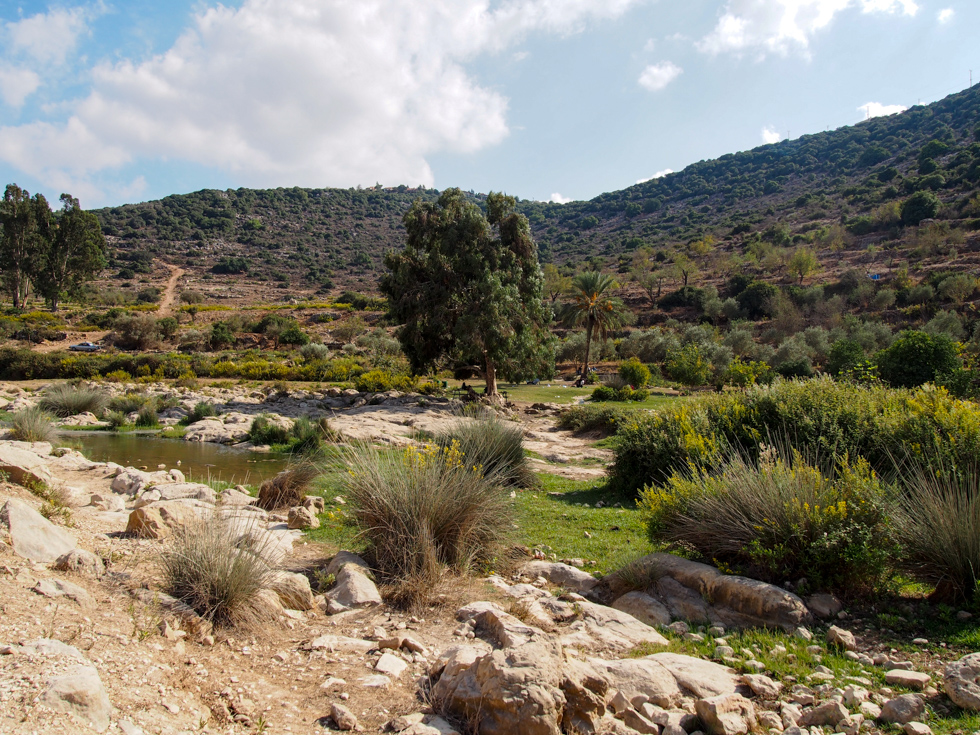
[93,85,980,292]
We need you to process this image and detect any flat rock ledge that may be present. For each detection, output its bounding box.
[596,552,812,631]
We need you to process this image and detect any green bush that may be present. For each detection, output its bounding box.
[183,402,217,425]
[353,369,418,393]
[109,393,153,414]
[279,325,310,346]
[10,407,56,443]
[590,385,649,402]
[105,410,130,429]
[248,415,292,446]
[665,343,712,386]
[875,330,959,388]
[611,378,980,496]
[826,339,865,376]
[639,448,896,593]
[722,358,773,387]
[38,384,109,418]
[342,441,513,599]
[901,190,941,225]
[618,357,651,388]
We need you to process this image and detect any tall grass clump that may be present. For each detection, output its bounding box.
[38,383,108,418]
[159,516,279,628]
[289,417,339,456]
[894,460,980,603]
[10,406,56,443]
[109,392,154,414]
[105,410,130,430]
[135,405,159,428]
[435,413,536,488]
[639,444,897,594]
[342,442,513,599]
[256,463,319,510]
[182,401,217,424]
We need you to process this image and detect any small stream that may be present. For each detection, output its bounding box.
[60,431,291,487]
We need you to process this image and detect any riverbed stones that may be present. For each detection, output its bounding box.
[798,700,848,727]
[885,669,931,689]
[325,551,382,609]
[0,497,77,562]
[522,560,597,593]
[125,499,210,538]
[944,653,980,710]
[287,504,319,529]
[42,665,112,732]
[827,625,858,651]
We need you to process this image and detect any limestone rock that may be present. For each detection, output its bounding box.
[325,551,381,608]
[743,674,782,699]
[111,468,154,495]
[184,416,251,444]
[375,652,409,678]
[287,505,319,530]
[331,702,359,731]
[0,498,77,562]
[125,499,209,538]
[695,693,757,735]
[591,653,739,708]
[32,578,95,608]
[0,442,54,486]
[827,625,857,651]
[880,694,925,724]
[611,591,672,628]
[945,652,980,710]
[559,599,670,652]
[806,593,843,619]
[54,549,105,578]
[42,665,111,732]
[307,635,376,653]
[798,701,848,727]
[522,560,597,593]
[271,571,316,611]
[148,482,216,504]
[885,670,931,690]
[904,723,933,735]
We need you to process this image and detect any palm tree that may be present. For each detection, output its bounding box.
[560,271,630,378]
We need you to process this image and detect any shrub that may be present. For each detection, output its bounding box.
[209,321,236,350]
[901,190,941,225]
[435,414,536,488]
[183,402,217,425]
[619,357,651,388]
[158,317,179,340]
[299,342,332,361]
[248,415,292,447]
[105,410,130,429]
[611,378,980,496]
[10,407,56,443]
[721,358,773,387]
[289,417,338,456]
[895,460,980,602]
[256,463,318,510]
[342,442,512,595]
[826,339,865,376]
[639,447,896,593]
[109,393,153,414]
[159,515,279,627]
[278,325,310,346]
[135,406,159,428]
[38,384,108,418]
[556,404,639,434]
[113,314,161,350]
[665,343,712,386]
[875,330,959,388]
[353,369,418,393]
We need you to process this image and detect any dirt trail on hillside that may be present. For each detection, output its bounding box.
[157,263,185,316]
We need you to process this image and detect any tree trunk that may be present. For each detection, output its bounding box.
[484,355,498,396]
[582,319,594,378]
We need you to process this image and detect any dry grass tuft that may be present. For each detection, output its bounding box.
[256,463,319,510]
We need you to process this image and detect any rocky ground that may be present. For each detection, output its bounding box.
[0,383,979,735]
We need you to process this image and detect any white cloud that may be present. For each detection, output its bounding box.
[638,61,683,91]
[0,68,41,107]
[698,0,918,58]
[858,101,907,119]
[0,0,640,203]
[762,126,783,144]
[643,38,657,52]
[636,169,673,183]
[5,7,92,67]
[549,192,572,203]
[937,8,954,23]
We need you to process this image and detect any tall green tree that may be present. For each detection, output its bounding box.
[38,194,107,310]
[560,271,630,377]
[381,188,552,397]
[0,184,51,308]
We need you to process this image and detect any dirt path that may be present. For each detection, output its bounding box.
[157,263,185,317]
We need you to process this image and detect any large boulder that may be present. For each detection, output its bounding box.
[601,553,811,631]
[589,653,739,707]
[42,665,112,732]
[125,499,210,539]
[558,600,669,652]
[611,591,672,628]
[945,653,980,710]
[695,693,757,735]
[0,498,77,562]
[184,415,252,444]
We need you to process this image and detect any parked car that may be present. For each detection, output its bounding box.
[69,342,102,352]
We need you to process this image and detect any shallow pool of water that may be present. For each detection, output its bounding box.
[60,431,291,487]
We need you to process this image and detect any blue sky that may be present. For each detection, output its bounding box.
[0,0,975,208]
